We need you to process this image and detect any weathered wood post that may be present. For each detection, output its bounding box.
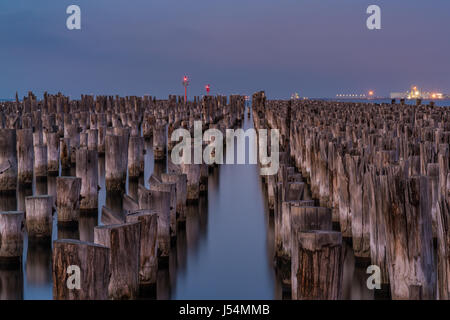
[436,172,450,300]
[105,134,127,192]
[0,129,17,193]
[59,138,71,172]
[34,144,48,178]
[97,126,106,155]
[94,222,141,300]
[427,163,439,237]
[161,173,187,224]
[336,153,352,237]
[25,195,53,241]
[87,129,98,151]
[289,205,333,299]
[17,129,33,185]
[153,125,166,161]
[56,177,82,226]
[52,239,110,300]
[76,148,99,212]
[150,176,177,240]
[128,136,144,179]
[383,172,436,299]
[366,168,390,286]
[46,132,59,174]
[138,185,171,263]
[182,163,200,204]
[295,230,343,300]
[0,211,24,267]
[126,210,158,288]
[65,123,80,165]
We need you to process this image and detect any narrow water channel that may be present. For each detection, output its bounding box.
[173,115,276,299]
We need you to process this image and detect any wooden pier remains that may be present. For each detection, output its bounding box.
[252,92,449,300]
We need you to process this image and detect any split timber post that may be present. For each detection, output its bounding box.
[126,210,158,288]
[295,230,343,300]
[138,185,171,265]
[94,222,141,300]
[76,148,99,212]
[149,175,177,241]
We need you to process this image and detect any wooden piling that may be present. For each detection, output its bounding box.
[161,173,188,223]
[153,126,166,161]
[94,222,141,300]
[25,195,53,241]
[76,148,99,212]
[0,211,24,266]
[294,230,343,300]
[0,129,17,193]
[59,138,71,172]
[126,210,158,287]
[17,129,33,185]
[46,132,59,174]
[105,134,127,192]
[34,144,48,178]
[138,185,171,262]
[128,136,144,178]
[56,177,82,226]
[149,175,177,240]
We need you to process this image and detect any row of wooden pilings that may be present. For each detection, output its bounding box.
[0,91,245,299]
[252,91,450,300]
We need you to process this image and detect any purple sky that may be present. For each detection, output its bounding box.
[1,0,449,99]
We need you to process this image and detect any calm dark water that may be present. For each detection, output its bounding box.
[1,112,375,300]
[173,116,275,299]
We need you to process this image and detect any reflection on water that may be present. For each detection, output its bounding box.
[0,193,17,212]
[0,266,23,300]
[26,242,52,286]
[0,115,378,300]
[173,116,275,299]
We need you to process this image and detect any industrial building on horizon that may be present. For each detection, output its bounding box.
[390,86,448,100]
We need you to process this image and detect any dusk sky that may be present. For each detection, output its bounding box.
[1,0,449,99]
